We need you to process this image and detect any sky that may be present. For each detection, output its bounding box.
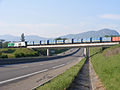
[0,0,120,38]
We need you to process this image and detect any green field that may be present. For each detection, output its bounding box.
[35,58,85,90]
[90,45,120,90]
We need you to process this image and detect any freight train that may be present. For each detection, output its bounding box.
[8,37,120,47]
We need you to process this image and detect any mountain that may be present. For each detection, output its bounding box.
[60,29,119,39]
[0,35,20,41]
[25,35,50,41]
[0,35,50,42]
[0,28,119,42]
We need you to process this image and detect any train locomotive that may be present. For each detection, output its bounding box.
[8,42,27,48]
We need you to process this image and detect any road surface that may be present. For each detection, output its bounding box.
[0,48,84,89]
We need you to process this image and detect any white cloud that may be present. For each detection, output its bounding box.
[99,14,120,19]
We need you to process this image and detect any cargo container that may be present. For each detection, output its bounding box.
[92,38,100,42]
[57,40,64,44]
[102,37,111,42]
[65,39,72,43]
[112,37,120,41]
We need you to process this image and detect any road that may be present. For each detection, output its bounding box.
[0,48,84,88]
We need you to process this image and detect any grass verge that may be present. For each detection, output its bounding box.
[90,45,120,90]
[35,58,86,90]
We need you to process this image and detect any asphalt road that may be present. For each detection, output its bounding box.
[0,48,84,86]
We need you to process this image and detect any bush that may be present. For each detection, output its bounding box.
[14,52,39,58]
[0,55,8,58]
[15,53,25,57]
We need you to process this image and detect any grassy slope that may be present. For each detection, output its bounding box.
[0,48,38,58]
[36,58,85,90]
[0,48,69,58]
[90,45,120,90]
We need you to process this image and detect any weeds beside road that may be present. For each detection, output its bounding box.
[35,58,85,90]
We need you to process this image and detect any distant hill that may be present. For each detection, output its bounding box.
[0,35,50,42]
[60,29,119,39]
[0,28,119,42]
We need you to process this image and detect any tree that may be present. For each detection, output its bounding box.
[2,42,9,48]
[0,39,5,48]
[21,33,25,42]
[55,37,67,41]
[55,37,62,40]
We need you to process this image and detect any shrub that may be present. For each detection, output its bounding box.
[15,53,25,57]
[0,55,8,58]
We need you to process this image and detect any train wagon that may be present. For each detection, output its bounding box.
[65,39,72,44]
[83,38,90,43]
[112,37,120,42]
[102,37,111,42]
[92,38,100,42]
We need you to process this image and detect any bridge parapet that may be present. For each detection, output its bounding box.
[27,42,119,49]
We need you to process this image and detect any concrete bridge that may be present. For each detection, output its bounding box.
[27,42,120,56]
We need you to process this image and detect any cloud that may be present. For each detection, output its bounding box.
[99,14,120,19]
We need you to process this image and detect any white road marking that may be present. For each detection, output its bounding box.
[0,69,48,85]
[22,66,29,68]
[52,64,65,69]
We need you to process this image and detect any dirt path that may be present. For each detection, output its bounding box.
[89,60,105,90]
